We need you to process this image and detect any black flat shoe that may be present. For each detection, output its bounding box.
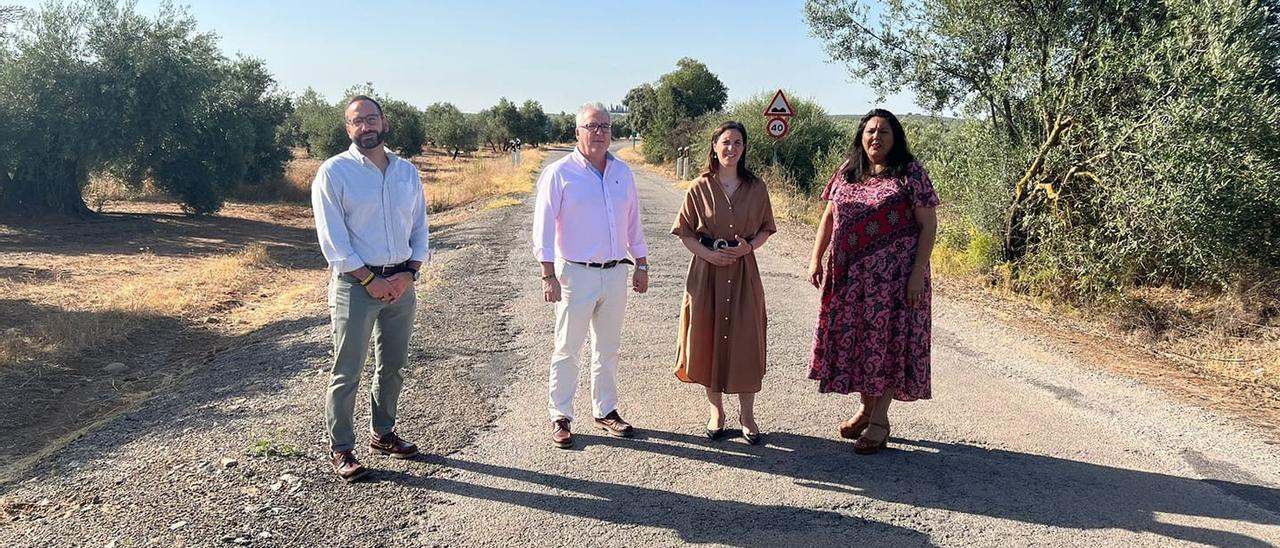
[742,429,763,445]
[705,427,725,440]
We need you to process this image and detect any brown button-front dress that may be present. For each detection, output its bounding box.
[671,174,777,394]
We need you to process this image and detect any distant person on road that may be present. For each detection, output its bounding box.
[671,121,776,445]
[806,108,939,455]
[531,102,649,449]
[312,95,431,482]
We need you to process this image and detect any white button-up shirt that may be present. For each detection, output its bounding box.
[311,144,430,273]
[532,148,647,263]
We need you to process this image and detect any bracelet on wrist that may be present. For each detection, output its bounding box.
[359,272,376,286]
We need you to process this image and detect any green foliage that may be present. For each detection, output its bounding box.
[293,88,347,159]
[0,0,294,215]
[246,438,303,459]
[689,91,845,192]
[630,58,729,163]
[808,0,1280,296]
[924,121,1023,237]
[658,57,728,119]
[472,97,549,149]
[381,98,426,157]
[490,97,521,147]
[548,112,576,143]
[424,102,478,157]
[622,83,658,135]
[610,114,633,140]
[517,99,549,146]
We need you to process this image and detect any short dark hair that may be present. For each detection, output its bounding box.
[844,108,915,183]
[346,94,384,116]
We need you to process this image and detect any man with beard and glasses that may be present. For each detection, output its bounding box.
[311,95,430,482]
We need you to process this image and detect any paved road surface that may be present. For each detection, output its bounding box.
[2,144,1277,547]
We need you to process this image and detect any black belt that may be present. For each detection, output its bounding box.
[365,261,413,276]
[698,236,739,250]
[569,259,634,269]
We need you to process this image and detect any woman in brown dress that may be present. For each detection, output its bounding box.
[671,121,776,444]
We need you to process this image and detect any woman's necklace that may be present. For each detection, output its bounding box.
[720,176,740,197]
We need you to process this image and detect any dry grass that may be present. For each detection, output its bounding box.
[233,150,318,203]
[82,175,172,212]
[416,147,545,212]
[1116,285,1280,392]
[3,147,545,370]
[484,197,522,209]
[755,165,825,227]
[615,147,685,187]
[0,244,284,365]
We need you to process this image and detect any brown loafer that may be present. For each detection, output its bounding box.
[593,410,634,438]
[552,418,573,448]
[331,450,369,483]
[370,431,419,459]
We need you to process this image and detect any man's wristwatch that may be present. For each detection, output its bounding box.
[408,267,420,282]
[636,264,649,272]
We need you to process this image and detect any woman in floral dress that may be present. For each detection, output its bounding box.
[807,109,939,455]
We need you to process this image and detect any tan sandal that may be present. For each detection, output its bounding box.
[853,421,890,455]
[837,414,870,440]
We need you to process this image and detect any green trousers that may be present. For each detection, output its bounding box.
[325,274,416,452]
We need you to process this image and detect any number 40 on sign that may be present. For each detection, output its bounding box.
[764,89,793,140]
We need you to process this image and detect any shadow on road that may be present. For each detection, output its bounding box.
[399,455,928,547]
[414,430,1279,547]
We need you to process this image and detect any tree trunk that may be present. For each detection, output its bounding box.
[1003,114,1074,261]
[0,162,93,217]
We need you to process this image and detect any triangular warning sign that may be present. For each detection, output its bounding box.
[764,90,795,117]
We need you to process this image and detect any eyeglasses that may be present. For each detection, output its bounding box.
[347,114,383,127]
[579,123,612,133]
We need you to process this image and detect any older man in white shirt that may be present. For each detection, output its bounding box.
[532,102,649,449]
[312,95,430,482]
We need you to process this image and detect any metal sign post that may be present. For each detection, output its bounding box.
[764,89,794,167]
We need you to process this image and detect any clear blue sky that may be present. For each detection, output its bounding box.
[14,0,920,115]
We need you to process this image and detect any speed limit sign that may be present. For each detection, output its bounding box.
[766,116,790,139]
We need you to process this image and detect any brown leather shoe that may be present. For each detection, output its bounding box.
[369,431,419,459]
[593,410,634,438]
[331,450,369,482]
[552,418,573,448]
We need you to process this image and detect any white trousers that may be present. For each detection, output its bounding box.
[548,261,630,421]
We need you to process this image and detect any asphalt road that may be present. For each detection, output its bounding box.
[2,143,1277,547]
[420,145,1280,547]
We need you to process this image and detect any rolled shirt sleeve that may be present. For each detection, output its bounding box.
[311,165,366,274]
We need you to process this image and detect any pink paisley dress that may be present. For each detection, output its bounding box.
[807,160,940,400]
